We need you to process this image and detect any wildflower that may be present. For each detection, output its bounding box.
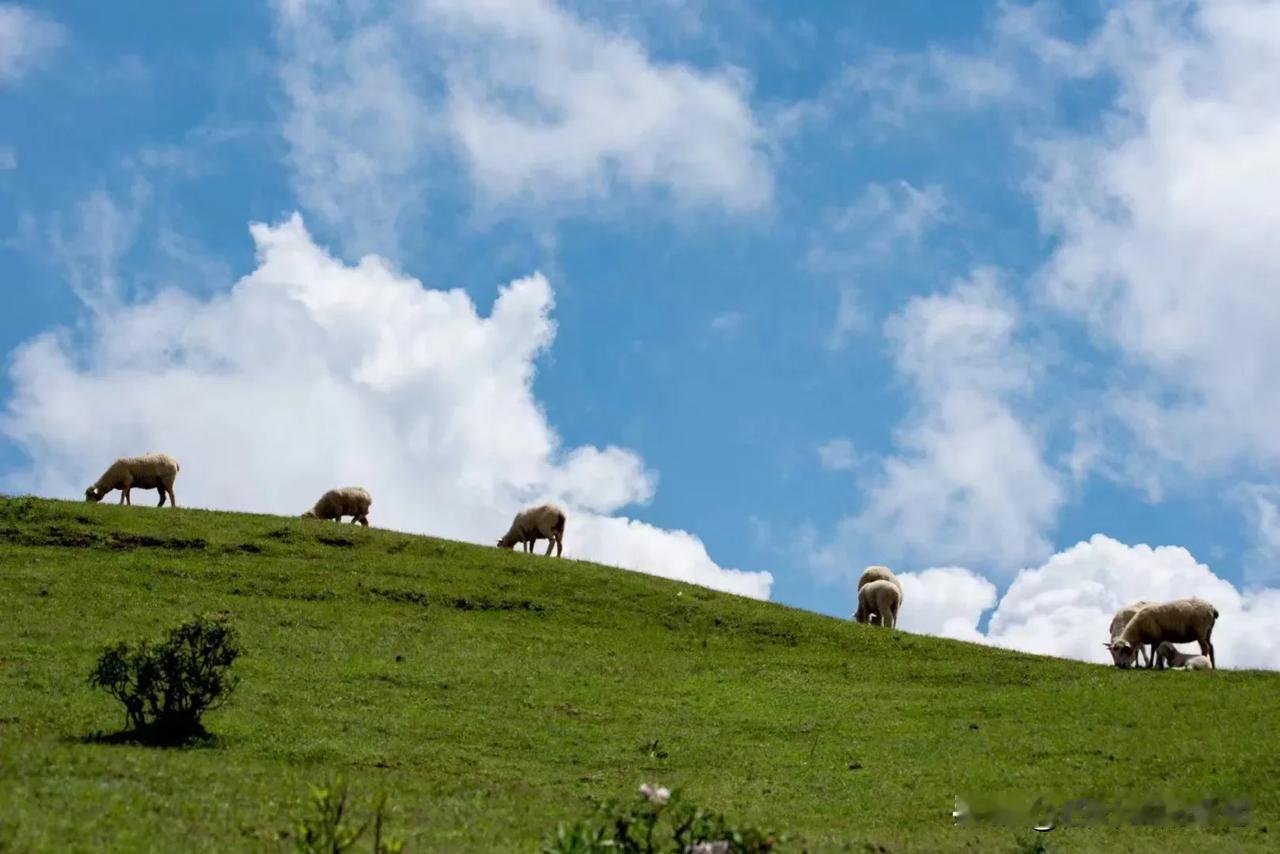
[688,842,730,854]
[639,783,671,806]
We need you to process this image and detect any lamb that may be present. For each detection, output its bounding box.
[84,453,180,507]
[1107,600,1155,669]
[856,566,902,626]
[301,487,372,527]
[1154,642,1213,671]
[497,503,566,557]
[853,579,901,629]
[1106,597,1218,670]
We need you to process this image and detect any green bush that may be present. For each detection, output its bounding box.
[88,614,240,741]
[543,783,781,853]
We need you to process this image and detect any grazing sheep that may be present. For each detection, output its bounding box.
[497,503,566,557]
[857,566,902,626]
[1107,598,1218,670]
[1154,641,1214,671]
[854,579,901,629]
[301,487,372,526]
[1108,600,1155,669]
[84,453,180,507]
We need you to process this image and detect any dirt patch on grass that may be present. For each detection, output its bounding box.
[0,526,206,551]
[448,596,547,614]
[369,587,431,607]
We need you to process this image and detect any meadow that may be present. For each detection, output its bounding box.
[1,495,1277,852]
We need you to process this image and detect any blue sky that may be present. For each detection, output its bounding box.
[5,0,1280,667]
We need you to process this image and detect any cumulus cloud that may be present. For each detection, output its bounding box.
[820,269,1063,574]
[1,213,772,600]
[1033,0,1280,478]
[895,567,996,644]
[897,534,1280,671]
[0,4,62,86]
[418,0,772,212]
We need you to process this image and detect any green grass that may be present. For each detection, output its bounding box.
[1,495,1277,852]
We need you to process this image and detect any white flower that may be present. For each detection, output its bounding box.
[639,783,670,805]
[688,842,730,854]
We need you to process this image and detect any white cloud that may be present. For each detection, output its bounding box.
[816,438,858,472]
[1238,483,1280,588]
[708,310,745,337]
[417,0,772,212]
[823,284,865,353]
[47,188,145,314]
[841,46,1021,127]
[896,534,1280,671]
[808,181,947,351]
[0,145,14,170]
[271,0,772,250]
[895,567,997,644]
[0,4,62,86]
[808,181,947,269]
[1,213,772,600]
[273,1,436,257]
[1033,0,1280,478]
[821,269,1063,573]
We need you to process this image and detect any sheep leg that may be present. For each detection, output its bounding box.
[356,515,369,527]
[168,486,177,507]
[545,538,554,556]
[156,488,167,507]
[1199,637,1216,669]
[555,535,563,558]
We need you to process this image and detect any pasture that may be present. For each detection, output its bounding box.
[1,496,1277,851]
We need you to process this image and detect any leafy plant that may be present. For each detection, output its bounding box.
[292,777,404,854]
[543,783,781,853]
[88,613,240,742]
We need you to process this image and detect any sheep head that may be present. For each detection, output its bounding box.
[1105,640,1137,668]
[300,509,317,519]
[84,486,104,503]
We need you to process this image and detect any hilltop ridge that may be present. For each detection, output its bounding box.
[1,496,1277,852]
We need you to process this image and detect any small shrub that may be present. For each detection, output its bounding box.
[543,783,781,853]
[291,777,403,854]
[88,614,240,742]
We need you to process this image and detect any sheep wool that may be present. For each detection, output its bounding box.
[1109,598,1218,670]
[1154,641,1215,671]
[856,566,902,624]
[85,453,180,507]
[1108,600,1154,669]
[302,487,372,527]
[497,503,566,557]
[854,579,902,629]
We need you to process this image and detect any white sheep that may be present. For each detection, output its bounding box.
[856,566,902,626]
[497,503,566,557]
[1107,600,1154,669]
[84,453,180,507]
[853,579,901,629]
[1154,641,1213,671]
[1107,598,1218,670]
[301,487,372,527]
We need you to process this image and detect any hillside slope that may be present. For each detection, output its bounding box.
[1,496,1277,852]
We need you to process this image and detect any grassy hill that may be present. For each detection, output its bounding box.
[1,496,1277,852]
